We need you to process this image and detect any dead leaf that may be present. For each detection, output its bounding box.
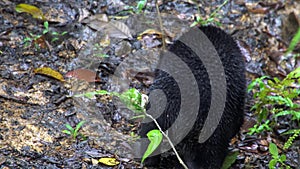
[100,34,111,47]
[81,14,109,23]
[15,3,45,20]
[65,68,100,82]
[137,29,163,48]
[34,67,65,81]
[82,14,132,39]
[104,20,133,39]
[247,7,270,14]
[137,29,163,40]
[33,35,47,49]
[98,157,119,166]
[91,158,99,166]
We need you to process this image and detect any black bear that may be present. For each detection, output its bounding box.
[139,26,246,169]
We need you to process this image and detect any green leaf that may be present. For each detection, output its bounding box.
[74,91,97,99]
[96,90,110,95]
[247,76,268,93]
[221,151,239,169]
[276,110,296,117]
[43,21,49,34]
[65,124,74,132]
[62,130,71,135]
[136,0,147,13]
[130,114,146,120]
[61,31,68,36]
[75,121,85,133]
[273,77,281,83]
[269,159,277,169]
[286,27,300,54]
[279,154,286,162]
[119,88,144,113]
[269,143,279,157]
[52,32,59,36]
[291,111,300,120]
[283,129,300,135]
[286,66,300,79]
[74,90,111,99]
[51,37,59,42]
[267,96,293,107]
[141,129,163,163]
[23,37,32,42]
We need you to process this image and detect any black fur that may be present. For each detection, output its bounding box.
[140,26,246,169]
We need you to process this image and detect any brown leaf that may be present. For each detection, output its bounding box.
[33,35,47,49]
[65,68,100,82]
[34,67,65,81]
[104,20,133,39]
[247,6,270,14]
[15,3,45,20]
[82,14,132,39]
[81,14,109,23]
[137,29,163,48]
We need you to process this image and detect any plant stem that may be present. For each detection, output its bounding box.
[145,113,189,169]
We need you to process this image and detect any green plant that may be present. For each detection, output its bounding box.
[286,27,300,55]
[247,68,300,154]
[117,0,147,15]
[283,129,300,149]
[62,121,85,140]
[248,67,299,166]
[136,0,147,14]
[141,129,162,163]
[22,21,67,47]
[247,67,300,135]
[190,0,228,27]
[74,88,188,168]
[22,33,40,48]
[22,21,47,47]
[268,143,291,169]
[43,21,68,42]
[221,151,239,169]
[247,120,271,135]
[93,43,109,58]
[74,89,146,113]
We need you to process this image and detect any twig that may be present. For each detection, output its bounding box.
[156,2,166,50]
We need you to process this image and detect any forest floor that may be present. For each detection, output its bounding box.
[0,0,299,168]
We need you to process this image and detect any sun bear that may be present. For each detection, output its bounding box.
[139,26,246,169]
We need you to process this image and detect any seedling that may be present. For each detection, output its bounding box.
[117,0,147,15]
[22,21,68,48]
[136,0,147,14]
[93,43,109,58]
[62,121,85,140]
[269,143,291,169]
[190,0,228,27]
[286,27,300,55]
[43,21,68,42]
